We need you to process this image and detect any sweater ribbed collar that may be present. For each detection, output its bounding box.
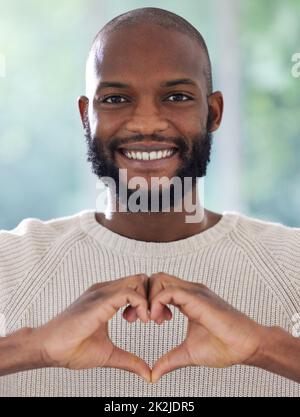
[79,209,240,257]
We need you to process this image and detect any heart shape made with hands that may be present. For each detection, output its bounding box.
[118,272,263,384]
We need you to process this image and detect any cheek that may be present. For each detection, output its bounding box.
[170,108,204,134]
[89,107,101,134]
[190,109,206,130]
[92,110,125,137]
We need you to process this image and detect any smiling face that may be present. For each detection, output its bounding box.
[79,22,223,200]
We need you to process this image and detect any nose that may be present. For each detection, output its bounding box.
[125,99,169,135]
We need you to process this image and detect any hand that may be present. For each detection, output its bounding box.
[148,273,266,383]
[30,274,153,382]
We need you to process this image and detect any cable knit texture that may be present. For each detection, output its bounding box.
[0,209,300,397]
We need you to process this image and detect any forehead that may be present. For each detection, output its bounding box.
[88,23,207,90]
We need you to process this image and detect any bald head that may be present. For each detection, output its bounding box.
[86,7,213,95]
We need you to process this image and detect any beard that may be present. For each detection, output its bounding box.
[85,120,213,212]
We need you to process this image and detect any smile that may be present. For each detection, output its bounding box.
[120,148,178,161]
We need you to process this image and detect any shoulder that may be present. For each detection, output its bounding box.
[228,211,300,286]
[230,211,300,246]
[0,211,84,252]
[0,211,87,312]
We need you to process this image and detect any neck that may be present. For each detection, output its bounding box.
[95,184,222,242]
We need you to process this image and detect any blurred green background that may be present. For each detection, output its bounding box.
[0,0,299,230]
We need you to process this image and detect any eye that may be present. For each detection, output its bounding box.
[166,93,192,102]
[98,93,192,105]
[100,95,128,104]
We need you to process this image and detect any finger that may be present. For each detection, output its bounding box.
[123,306,138,322]
[105,345,151,383]
[149,275,172,323]
[109,288,150,324]
[150,272,188,288]
[84,280,116,294]
[87,275,148,323]
[123,274,149,322]
[151,306,172,324]
[87,274,148,294]
[150,287,200,322]
[151,272,203,292]
[121,274,148,290]
[151,343,191,383]
[148,274,165,303]
[149,272,203,316]
[123,305,173,323]
[123,306,172,324]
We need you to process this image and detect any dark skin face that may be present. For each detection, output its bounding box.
[78,23,224,242]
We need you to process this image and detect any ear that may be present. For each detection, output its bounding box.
[207,91,224,132]
[77,95,90,133]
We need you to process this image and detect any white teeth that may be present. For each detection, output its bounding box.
[123,148,176,161]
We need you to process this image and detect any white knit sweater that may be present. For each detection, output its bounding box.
[0,209,300,397]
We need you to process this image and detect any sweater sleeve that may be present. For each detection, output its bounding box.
[258,221,300,296]
[0,218,57,315]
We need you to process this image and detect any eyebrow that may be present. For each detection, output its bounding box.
[97,78,198,91]
[97,81,130,90]
[160,78,198,88]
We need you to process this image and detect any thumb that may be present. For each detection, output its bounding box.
[151,343,192,383]
[104,345,151,383]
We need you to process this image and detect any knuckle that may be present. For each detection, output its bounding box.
[122,274,147,287]
[166,285,178,293]
[125,287,140,299]
[151,271,164,279]
[132,274,147,286]
[86,283,101,293]
[137,273,148,279]
[130,273,147,281]
[198,283,208,290]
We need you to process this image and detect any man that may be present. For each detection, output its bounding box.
[0,7,300,397]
